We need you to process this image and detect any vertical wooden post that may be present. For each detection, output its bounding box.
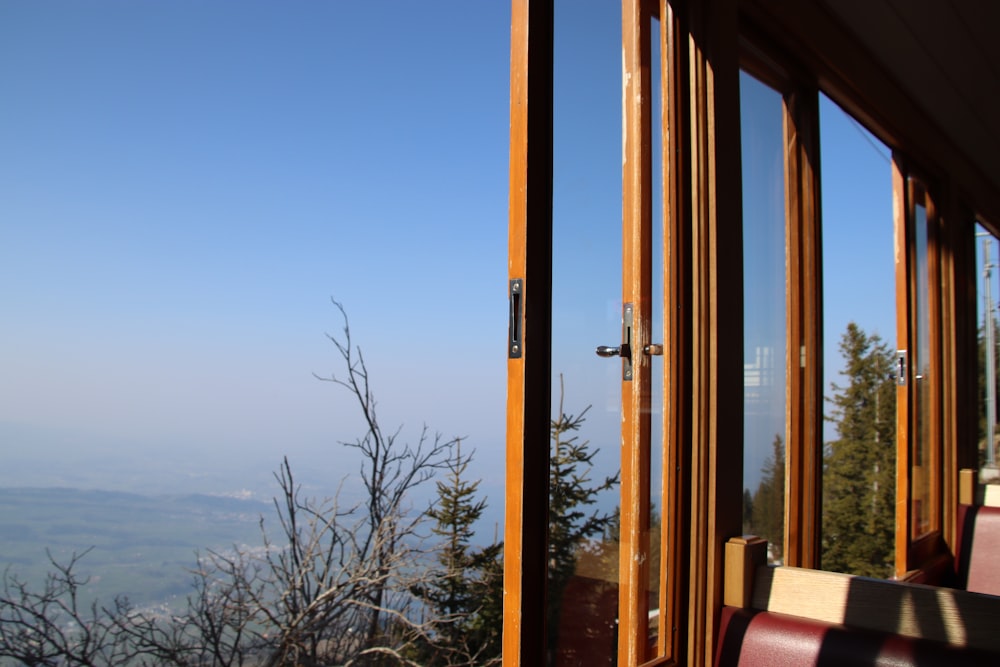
[893,156,911,579]
[659,0,690,662]
[783,88,823,569]
[723,536,768,608]
[684,0,743,663]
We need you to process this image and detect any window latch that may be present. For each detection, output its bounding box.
[596,303,634,381]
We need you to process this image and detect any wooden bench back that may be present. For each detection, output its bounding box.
[724,536,1000,654]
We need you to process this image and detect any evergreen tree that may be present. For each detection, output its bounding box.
[742,489,754,534]
[977,316,1000,464]
[547,376,619,664]
[822,322,896,578]
[413,439,502,666]
[750,434,785,562]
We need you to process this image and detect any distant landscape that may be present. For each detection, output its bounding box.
[0,487,272,609]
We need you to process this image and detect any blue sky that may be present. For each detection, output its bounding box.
[0,2,512,507]
[1,0,961,526]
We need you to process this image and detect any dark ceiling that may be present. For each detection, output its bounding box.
[820,0,1000,215]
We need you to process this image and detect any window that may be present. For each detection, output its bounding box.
[818,95,896,578]
[739,70,787,564]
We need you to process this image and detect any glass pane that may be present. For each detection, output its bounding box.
[549,1,622,664]
[739,71,787,564]
[911,199,932,539]
[976,224,1000,471]
[819,94,896,578]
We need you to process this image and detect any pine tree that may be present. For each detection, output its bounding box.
[547,376,619,664]
[977,315,1000,464]
[413,439,502,666]
[822,322,896,578]
[751,434,785,562]
[742,489,754,534]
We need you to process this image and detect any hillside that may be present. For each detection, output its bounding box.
[0,487,272,608]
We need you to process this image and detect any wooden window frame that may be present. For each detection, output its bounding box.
[503,1,553,664]
[682,0,743,663]
[738,34,824,570]
[507,1,994,665]
[652,1,688,665]
[620,0,654,663]
[894,164,947,578]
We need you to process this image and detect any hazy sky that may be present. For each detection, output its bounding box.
[0,1,512,506]
[1,1,964,522]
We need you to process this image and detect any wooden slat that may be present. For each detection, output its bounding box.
[619,1,653,663]
[893,155,911,579]
[656,0,688,662]
[939,191,961,549]
[925,181,944,544]
[685,0,743,663]
[782,85,822,570]
[751,565,1000,653]
[503,1,553,665]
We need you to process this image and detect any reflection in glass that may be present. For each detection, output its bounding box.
[739,71,787,564]
[818,94,896,578]
[911,200,931,539]
[976,224,999,468]
[549,1,622,664]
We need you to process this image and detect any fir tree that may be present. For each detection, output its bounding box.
[750,434,785,562]
[742,488,754,534]
[547,375,619,664]
[822,322,896,578]
[977,315,1000,464]
[413,439,502,666]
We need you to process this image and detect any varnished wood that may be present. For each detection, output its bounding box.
[925,182,944,549]
[903,177,946,570]
[684,0,743,663]
[893,156,910,579]
[620,1,653,663]
[503,1,553,665]
[655,1,688,663]
[782,84,823,570]
[723,536,768,608]
[949,202,978,545]
[959,468,977,507]
[939,190,960,549]
[955,208,980,478]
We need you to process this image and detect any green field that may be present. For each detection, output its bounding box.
[0,488,273,608]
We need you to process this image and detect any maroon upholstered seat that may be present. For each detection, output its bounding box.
[961,505,1000,595]
[715,606,997,667]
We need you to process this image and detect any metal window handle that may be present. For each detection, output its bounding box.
[596,303,636,380]
[596,344,662,357]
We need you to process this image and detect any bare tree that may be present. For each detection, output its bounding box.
[316,299,454,656]
[0,549,137,666]
[0,302,462,666]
